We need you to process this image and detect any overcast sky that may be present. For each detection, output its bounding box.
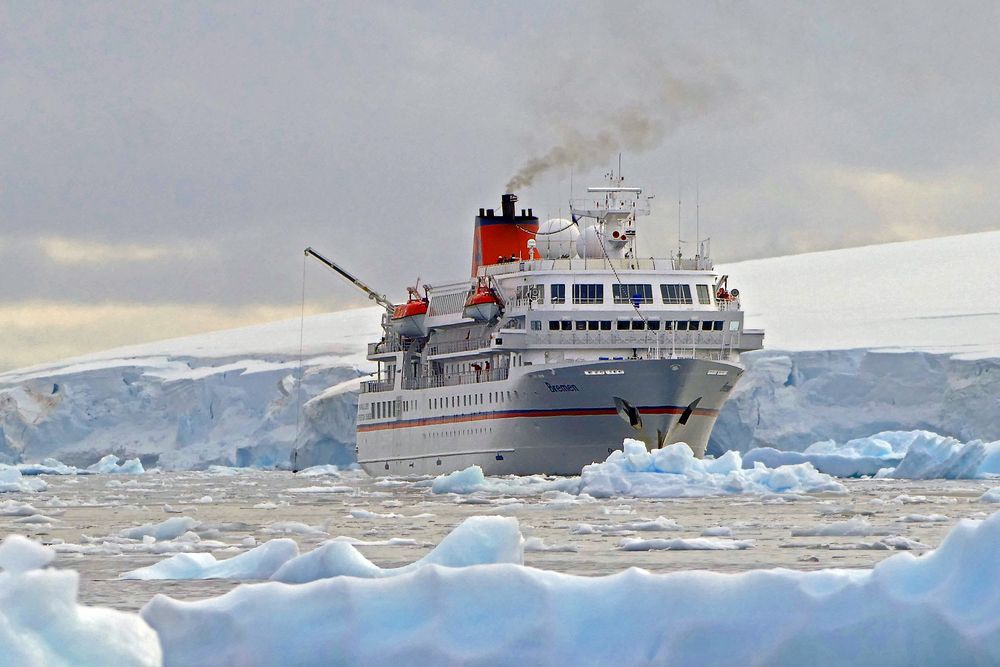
[1,1,998,369]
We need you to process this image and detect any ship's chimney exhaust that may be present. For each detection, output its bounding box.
[501,193,517,219]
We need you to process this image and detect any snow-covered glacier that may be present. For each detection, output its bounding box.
[0,309,380,469]
[2,231,999,469]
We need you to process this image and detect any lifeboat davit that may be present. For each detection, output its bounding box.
[391,296,429,337]
[464,283,502,321]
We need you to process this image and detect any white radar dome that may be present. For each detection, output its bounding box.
[535,218,580,259]
[577,224,627,260]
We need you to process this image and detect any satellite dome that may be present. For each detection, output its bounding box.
[535,218,580,259]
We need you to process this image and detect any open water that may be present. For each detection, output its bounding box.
[2,470,994,611]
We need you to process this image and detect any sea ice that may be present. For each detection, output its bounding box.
[980,487,1000,503]
[791,517,892,537]
[578,440,846,498]
[143,510,1000,667]
[119,516,199,541]
[0,466,47,493]
[87,454,145,474]
[427,465,578,496]
[271,516,522,583]
[121,539,300,581]
[523,537,578,553]
[0,535,161,667]
[618,537,755,551]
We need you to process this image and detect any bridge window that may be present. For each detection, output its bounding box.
[572,284,604,304]
[729,320,740,331]
[648,320,661,330]
[713,320,724,331]
[661,284,693,305]
[548,321,560,331]
[613,284,653,304]
[631,320,646,330]
[530,320,541,331]
[617,320,630,331]
[588,320,599,330]
[677,321,689,331]
[560,320,572,331]
[551,284,566,304]
[696,284,712,304]
[600,320,612,330]
[576,321,587,330]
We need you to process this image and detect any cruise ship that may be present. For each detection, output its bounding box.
[309,173,763,476]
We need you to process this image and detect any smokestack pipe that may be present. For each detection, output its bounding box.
[501,193,517,219]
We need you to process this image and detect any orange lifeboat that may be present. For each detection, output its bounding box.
[391,292,429,337]
[463,281,502,321]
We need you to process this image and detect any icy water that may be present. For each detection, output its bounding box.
[2,470,995,611]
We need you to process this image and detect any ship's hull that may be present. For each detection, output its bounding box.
[356,357,742,476]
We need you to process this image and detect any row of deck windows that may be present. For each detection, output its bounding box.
[541,319,731,332]
[537,283,712,305]
[429,391,513,410]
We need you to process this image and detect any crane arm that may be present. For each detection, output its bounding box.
[304,247,395,311]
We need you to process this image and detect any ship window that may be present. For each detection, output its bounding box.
[612,284,653,304]
[713,320,724,331]
[560,321,572,331]
[729,320,740,331]
[617,320,630,330]
[588,320,599,330]
[531,320,541,331]
[551,284,566,304]
[696,284,712,304]
[576,321,587,330]
[661,284,693,305]
[549,320,559,331]
[648,320,661,330]
[572,284,604,304]
[631,320,645,330]
[600,320,612,330]
[677,321,689,331]
[664,320,673,330]
[695,320,705,330]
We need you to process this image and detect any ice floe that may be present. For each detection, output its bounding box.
[791,517,892,537]
[121,539,299,581]
[522,537,578,553]
[141,510,1000,666]
[119,516,200,541]
[0,535,161,667]
[427,465,577,495]
[0,466,47,493]
[980,487,1000,503]
[87,454,145,474]
[578,440,846,498]
[618,536,755,551]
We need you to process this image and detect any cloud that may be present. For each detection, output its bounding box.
[0,300,329,371]
[37,237,215,266]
